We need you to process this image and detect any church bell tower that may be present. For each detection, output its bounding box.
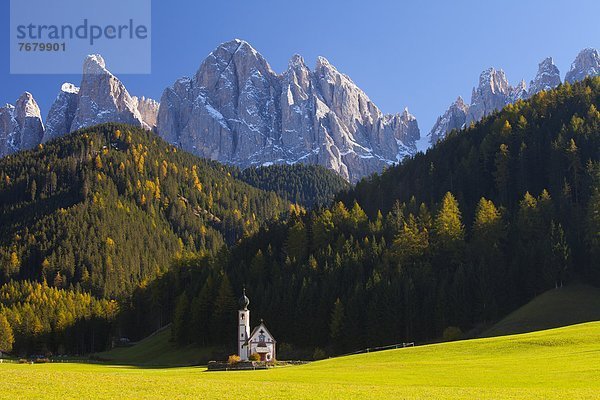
[238,288,250,361]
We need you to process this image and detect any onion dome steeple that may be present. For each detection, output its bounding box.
[239,287,250,310]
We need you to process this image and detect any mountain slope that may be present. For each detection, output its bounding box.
[132,76,600,356]
[482,284,600,338]
[95,325,218,366]
[344,77,600,224]
[239,164,350,208]
[0,123,291,298]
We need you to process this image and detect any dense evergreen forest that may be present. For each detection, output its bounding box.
[0,124,295,299]
[1,77,599,357]
[239,164,350,208]
[0,281,116,355]
[0,124,348,355]
[126,78,599,357]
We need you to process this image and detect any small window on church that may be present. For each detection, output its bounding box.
[241,333,244,338]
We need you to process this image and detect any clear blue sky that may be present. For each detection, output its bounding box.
[1,0,599,135]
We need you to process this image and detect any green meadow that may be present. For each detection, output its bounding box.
[2,322,599,399]
[96,326,218,367]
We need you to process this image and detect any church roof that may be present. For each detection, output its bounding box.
[245,320,276,345]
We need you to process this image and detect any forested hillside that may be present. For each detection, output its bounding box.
[0,123,292,299]
[0,281,117,355]
[127,78,599,357]
[239,164,350,208]
[1,77,599,358]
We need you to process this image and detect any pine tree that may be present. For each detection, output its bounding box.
[472,198,504,245]
[550,222,570,288]
[566,139,581,204]
[471,198,505,319]
[192,276,215,345]
[329,298,345,346]
[285,220,308,263]
[494,144,510,204]
[30,179,37,201]
[172,292,190,345]
[392,214,428,267]
[433,192,465,265]
[0,314,14,354]
[501,120,512,136]
[188,294,204,345]
[211,275,237,345]
[587,188,600,280]
[250,250,266,277]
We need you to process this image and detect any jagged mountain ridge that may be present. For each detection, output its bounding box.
[157,39,419,183]
[2,42,599,179]
[51,55,158,136]
[428,48,600,144]
[0,56,159,158]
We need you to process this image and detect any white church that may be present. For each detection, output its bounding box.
[238,289,276,362]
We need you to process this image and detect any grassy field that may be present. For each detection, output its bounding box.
[2,321,600,399]
[96,325,218,366]
[483,284,600,337]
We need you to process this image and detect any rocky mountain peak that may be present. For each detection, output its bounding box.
[70,54,149,132]
[315,55,332,68]
[157,39,420,182]
[510,79,528,101]
[398,108,420,141]
[540,56,555,70]
[283,54,311,100]
[16,92,43,119]
[401,107,417,124]
[61,82,80,95]
[132,96,160,129]
[0,92,44,156]
[288,54,307,69]
[210,38,262,63]
[428,96,470,145]
[529,57,561,95]
[44,83,80,142]
[479,68,510,95]
[41,54,158,144]
[83,54,108,75]
[466,67,512,125]
[434,66,532,143]
[428,48,600,145]
[565,48,600,84]
[196,38,275,89]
